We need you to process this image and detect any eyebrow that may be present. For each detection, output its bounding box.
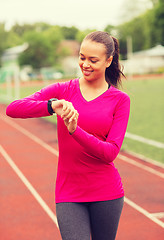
[79,53,99,59]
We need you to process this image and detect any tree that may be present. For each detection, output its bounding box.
[18,26,65,69]
[11,23,36,37]
[115,0,164,59]
[0,23,8,61]
[6,30,23,48]
[150,0,159,7]
[104,25,116,34]
[118,0,153,23]
[33,22,52,32]
[18,31,55,68]
[116,16,146,58]
[11,22,52,37]
[60,26,79,40]
[43,26,66,64]
[76,29,97,43]
[153,0,164,45]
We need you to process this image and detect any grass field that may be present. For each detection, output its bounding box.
[122,77,164,163]
[0,76,164,163]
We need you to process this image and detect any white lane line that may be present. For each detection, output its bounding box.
[118,154,164,179]
[125,197,164,228]
[2,116,164,228]
[0,145,59,229]
[122,150,164,169]
[151,212,164,219]
[126,132,164,149]
[1,116,59,157]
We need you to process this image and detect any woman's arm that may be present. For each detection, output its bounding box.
[6,82,62,118]
[71,95,130,163]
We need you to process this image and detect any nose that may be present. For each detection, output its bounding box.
[83,61,90,68]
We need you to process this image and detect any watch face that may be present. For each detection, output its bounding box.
[50,98,58,101]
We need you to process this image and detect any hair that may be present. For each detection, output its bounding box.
[83,31,125,88]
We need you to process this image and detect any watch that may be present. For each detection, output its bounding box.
[47,98,58,115]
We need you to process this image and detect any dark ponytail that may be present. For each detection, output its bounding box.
[84,31,125,88]
[105,37,125,88]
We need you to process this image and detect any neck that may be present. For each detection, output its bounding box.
[80,77,108,90]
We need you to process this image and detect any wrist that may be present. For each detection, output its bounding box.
[47,98,58,115]
[69,126,77,135]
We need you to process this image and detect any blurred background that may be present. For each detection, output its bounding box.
[0,0,164,163]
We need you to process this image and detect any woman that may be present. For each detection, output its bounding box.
[6,31,130,240]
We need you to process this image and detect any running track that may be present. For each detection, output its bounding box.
[0,103,164,240]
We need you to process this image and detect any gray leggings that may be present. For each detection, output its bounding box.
[56,197,124,240]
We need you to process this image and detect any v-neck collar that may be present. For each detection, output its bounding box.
[76,79,112,103]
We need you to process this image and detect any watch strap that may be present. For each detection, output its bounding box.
[47,98,58,115]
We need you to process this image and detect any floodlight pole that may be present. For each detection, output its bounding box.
[127,36,133,59]
[6,74,12,100]
[127,36,133,79]
[14,66,20,99]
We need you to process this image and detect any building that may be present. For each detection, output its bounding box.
[60,40,81,77]
[122,45,164,75]
[0,43,29,82]
[0,40,81,83]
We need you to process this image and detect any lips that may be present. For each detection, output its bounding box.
[83,69,93,76]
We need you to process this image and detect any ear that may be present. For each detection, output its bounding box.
[106,56,113,68]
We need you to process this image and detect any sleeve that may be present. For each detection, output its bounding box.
[71,95,130,163]
[6,82,64,118]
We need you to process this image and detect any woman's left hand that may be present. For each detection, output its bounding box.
[61,101,79,134]
[63,111,79,134]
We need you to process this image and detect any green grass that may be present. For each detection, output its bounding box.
[1,77,164,163]
[121,78,164,163]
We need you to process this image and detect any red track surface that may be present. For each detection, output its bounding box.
[0,103,164,240]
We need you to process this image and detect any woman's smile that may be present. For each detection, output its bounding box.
[82,69,94,76]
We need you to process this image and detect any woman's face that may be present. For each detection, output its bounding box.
[79,40,112,83]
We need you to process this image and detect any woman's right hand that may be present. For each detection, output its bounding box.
[51,99,65,116]
[51,100,78,121]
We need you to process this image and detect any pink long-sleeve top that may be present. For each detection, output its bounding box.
[6,79,130,202]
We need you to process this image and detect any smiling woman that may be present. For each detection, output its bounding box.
[79,40,112,84]
[80,32,125,88]
[78,31,125,102]
[6,31,130,240]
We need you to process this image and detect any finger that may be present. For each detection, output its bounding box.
[69,111,78,123]
[62,100,72,111]
[62,107,74,119]
[69,116,78,124]
[61,107,69,118]
[63,108,77,121]
[62,102,73,116]
[63,109,75,120]
[62,101,68,111]
[62,103,75,119]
